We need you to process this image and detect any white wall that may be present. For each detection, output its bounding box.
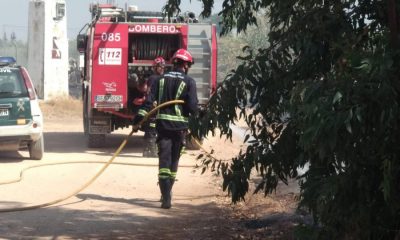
[27,0,69,100]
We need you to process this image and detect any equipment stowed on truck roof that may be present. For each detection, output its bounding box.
[77,4,218,148]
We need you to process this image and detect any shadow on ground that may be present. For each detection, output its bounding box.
[0,198,236,240]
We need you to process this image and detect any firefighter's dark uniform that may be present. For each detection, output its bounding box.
[134,69,198,208]
[141,73,160,157]
[128,85,146,113]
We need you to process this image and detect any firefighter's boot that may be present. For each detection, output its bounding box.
[170,178,175,190]
[159,179,171,209]
[160,178,175,202]
[143,137,158,158]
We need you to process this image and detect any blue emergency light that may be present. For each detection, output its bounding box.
[0,56,17,66]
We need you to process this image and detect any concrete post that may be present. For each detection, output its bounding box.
[27,0,69,100]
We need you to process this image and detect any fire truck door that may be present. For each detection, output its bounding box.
[92,24,129,109]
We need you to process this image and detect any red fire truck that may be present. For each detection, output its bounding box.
[77,4,217,147]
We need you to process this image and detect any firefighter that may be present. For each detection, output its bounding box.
[133,49,198,209]
[148,57,165,86]
[128,73,148,113]
[142,57,166,158]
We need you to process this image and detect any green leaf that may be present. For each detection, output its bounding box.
[332,91,343,104]
[345,121,352,134]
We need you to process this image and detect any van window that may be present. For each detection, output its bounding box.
[0,68,29,98]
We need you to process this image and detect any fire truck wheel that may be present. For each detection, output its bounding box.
[87,134,106,148]
[185,135,202,150]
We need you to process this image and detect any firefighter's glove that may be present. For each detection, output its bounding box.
[132,115,144,132]
[132,124,140,132]
[133,114,144,126]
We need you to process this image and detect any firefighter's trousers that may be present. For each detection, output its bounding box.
[143,125,157,157]
[157,129,185,180]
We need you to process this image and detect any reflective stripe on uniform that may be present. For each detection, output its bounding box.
[138,109,148,116]
[157,113,188,122]
[174,81,186,117]
[149,123,156,128]
[171,172,177,179]
[159,168,171,179]
[158,78,165,106]
[156,77,188,122]
[157,78,165,116]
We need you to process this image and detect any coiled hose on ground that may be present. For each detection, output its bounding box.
[0,100,186,213]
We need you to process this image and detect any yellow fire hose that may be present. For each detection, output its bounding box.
[0,100,184,213]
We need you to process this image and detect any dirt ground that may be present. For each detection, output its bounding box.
[0,97,305,240]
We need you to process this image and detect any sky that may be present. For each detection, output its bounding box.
[0,0,223,42]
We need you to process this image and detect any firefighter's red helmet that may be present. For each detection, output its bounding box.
[153,57,165,67]
[172,49,194,64]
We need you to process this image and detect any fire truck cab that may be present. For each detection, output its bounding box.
[77,4,217,148]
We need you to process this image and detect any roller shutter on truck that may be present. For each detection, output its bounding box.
[187,24,218,105]
[127,23,188,68]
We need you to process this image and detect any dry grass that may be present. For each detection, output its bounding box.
[39,95,82,120]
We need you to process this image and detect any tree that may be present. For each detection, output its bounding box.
[216,35,243,81]
[217,13,270,82]
[165,0,400,239]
